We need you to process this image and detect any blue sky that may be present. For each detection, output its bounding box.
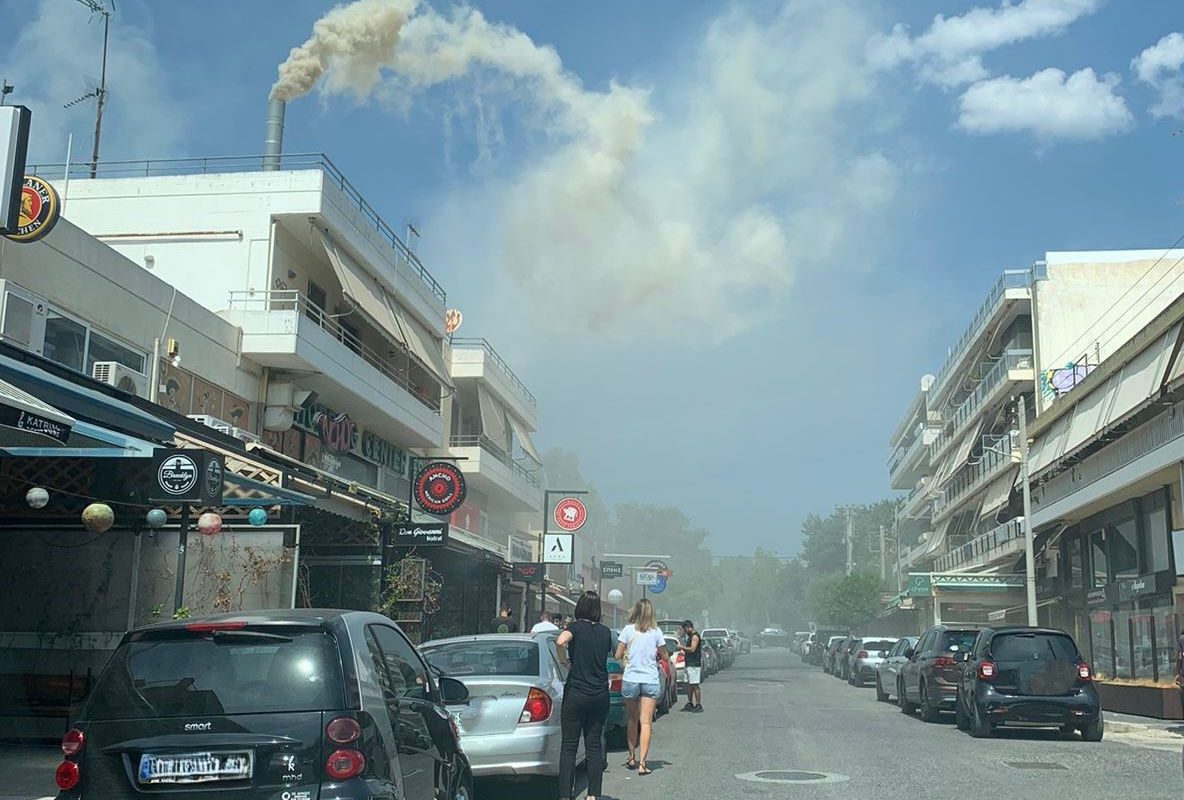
[3,0,1183,556]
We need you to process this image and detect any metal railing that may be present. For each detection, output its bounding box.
[934,519,1025,573]
[930,270,1032,401]
[940,432,1015,512]
[29,152,447,303]
[929,349,1033,463]
[888,422,924,472]
[227,290,441,412]
[450,338,537,407]
[450,434,542,488]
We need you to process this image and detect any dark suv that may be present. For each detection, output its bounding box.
[954,626,1102,740]
[51,609,473,799]
[899,624,979,722]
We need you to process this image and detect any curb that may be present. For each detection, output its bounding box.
[1107,720,1184,738]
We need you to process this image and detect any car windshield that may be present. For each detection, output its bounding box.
[992,633,1079,662]
[421,641,540,676]
[85,630,344,720]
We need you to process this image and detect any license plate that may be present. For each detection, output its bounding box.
[138,751,253,784]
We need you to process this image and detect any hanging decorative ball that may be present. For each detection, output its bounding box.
[197,512,223,536]
[25,487,49,509]
[607,589,624,604]
[145,508,168,529]
[82,503,115,533]
[247,507,268,527]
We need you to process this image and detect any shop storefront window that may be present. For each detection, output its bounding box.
[1067,536,1084,589]
[1112,610,1132,680]
[44,311,86,371]
[1145,505,1170,574]
[1110,518,1138,579]
[1132,613,1155,680]
[1089,611,1113,680]
[1090,529,1108,587]
[1153,606,1178,685]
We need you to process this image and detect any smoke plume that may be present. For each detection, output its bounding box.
[274,0,897,341]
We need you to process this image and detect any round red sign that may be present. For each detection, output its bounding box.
[413,461,467,516]
[553,497,587,532]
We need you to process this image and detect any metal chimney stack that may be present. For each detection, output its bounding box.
[263,98,286,171]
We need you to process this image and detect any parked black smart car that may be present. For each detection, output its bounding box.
[953,625,1102,741]
[52,609,473,799]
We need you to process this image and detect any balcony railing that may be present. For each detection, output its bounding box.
[450,434,542,488]
[940,432,1015,513]
[450,337,537,408]
[888,423,924,472]
[934,519,1025,573]
[29,152,447,303]
[929,349,1033,463]
[930,270,1031,401]
[227,290,440,412]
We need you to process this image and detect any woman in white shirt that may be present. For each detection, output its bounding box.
[614,598,669,776]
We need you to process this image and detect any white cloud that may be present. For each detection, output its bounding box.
[1132,31,1184,119]
[1,0,183,164]
[870,0,1102,88]
[288,0,900,342]
[957,67,1133,141]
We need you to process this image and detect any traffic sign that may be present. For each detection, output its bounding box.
[553,497,587,532]
[636,570,659,587]
[650,575,667,594]
[646,559,671,577]
[600,561,624,579]
[544,533,574,564]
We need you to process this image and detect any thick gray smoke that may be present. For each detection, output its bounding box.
[274,0,895,341]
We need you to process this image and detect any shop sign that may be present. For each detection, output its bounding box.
[5,176,61,244]
[361,430,405,474]
[392,522,448,547]
[413,461,467,516]
[905,574,932,597]
[513,562,543,583]
[600,561,624,579]
[1086,587,1109,607]
[150,448,225,505]
[1116,570,1174,603]
[296,403,358,453]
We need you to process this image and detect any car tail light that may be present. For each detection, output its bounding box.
[325,748,366,780]
[1077,662,1092,682]
[61,728,85,756]
[520,688,552,723]
[55,760,80,791]
[977,661,997,681]
[856,651,868,660]
[184,620,248,632]
[326,717,361,744]
[933,656,955,669]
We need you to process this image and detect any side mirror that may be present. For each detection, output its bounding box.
[878,651,888,659]
[438,676,469,704]
[904,648,916,660]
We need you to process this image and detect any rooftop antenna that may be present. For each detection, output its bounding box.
[0,81,13,106]
[65,0,113,179]
[405,221,421,254]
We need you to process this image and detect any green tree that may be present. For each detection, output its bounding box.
[808,573,883,630]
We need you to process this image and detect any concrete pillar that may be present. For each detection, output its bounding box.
[933,594,942,626]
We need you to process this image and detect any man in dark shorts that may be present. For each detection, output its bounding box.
[679,620,703,712]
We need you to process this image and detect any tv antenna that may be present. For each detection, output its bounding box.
[64,0,113,178]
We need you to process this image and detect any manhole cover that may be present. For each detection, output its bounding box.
[736,770,850,784]
[1004,762,1067,770]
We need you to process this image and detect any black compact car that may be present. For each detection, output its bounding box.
[954,626,1102,741]
[51,609,473,799]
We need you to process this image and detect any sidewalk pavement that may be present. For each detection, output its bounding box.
[1105,710,1184,736]
[0,743,59,800]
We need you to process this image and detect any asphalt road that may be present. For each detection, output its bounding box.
[479,647,1183,800]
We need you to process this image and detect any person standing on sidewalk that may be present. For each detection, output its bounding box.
[490,606,517,633]
[531,609,559,633]
[555,591,613,800]
[679,619,703,712]
[615,598,669,776]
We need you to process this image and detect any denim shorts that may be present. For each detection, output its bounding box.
[621,680,661,700]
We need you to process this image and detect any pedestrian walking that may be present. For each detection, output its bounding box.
[678,619,703,712]
[555,590,613,800]
[1175,627,1184,696]
[530,608,559,633]
[490,606,517,633]
[615,598,669,776]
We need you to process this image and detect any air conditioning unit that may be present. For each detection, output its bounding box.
[189,414,261,445]
[0,280,48,352]
[92,361,150,398]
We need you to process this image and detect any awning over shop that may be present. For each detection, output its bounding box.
[0,378,74,444]
[0,349,173,443]
[1,420,158,458]
[546,591,577,609]
[222,474,317,507]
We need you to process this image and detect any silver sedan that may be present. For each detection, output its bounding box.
[874,635,918,702]
[420,633,583,781]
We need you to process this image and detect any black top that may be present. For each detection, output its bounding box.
[684,632,702,667]
[490,616,517,634]
[565,620,612,696]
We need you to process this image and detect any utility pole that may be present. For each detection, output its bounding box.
[893,516,902,594]
[879,524,886,582]
[1018,394,1037,626]
[845,507,854,576]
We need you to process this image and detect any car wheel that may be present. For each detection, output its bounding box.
[955,693,969,731]
[453,768,474,800]
[970,701,993,738]
[875,675,889,703]
[920,683,940,723]
[898,679,916,714]
[1082,716,1104,742]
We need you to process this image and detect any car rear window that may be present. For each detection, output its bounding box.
[85,630,343,720]
[421,641,540,676]
[938,630,978,652]
[991,632,1078,661]
[862,640,895,651]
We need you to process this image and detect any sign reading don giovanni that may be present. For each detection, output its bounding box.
[392,523,449,547]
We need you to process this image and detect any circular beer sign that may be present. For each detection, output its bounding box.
[158,454,199,496]
[413,461,467,516]
[6,176,62,243]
